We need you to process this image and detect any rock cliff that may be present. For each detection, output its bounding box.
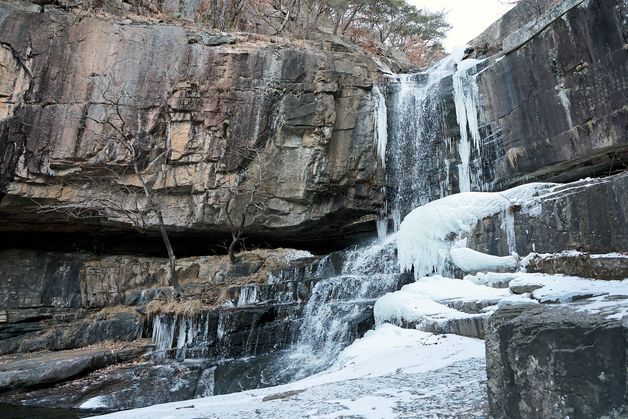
[0,0,384,249]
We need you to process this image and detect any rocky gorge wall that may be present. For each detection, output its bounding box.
[0,0,384,250]
[376,0,627,230]
[0,0,627,416]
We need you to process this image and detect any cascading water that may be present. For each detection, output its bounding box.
[279,234,403,380]
[207,235,409,394]
[384,49,467,230]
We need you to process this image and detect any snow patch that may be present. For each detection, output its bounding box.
[464,272,519,288]
[80,396,109,409]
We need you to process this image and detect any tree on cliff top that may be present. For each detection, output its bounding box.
[68,0,450,67]
[245,0,451,66]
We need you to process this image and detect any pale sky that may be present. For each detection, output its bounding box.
[409,0,515,51]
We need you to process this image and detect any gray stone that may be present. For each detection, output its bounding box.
[0,359,214,412]
[471,0,628,190]
[525,252,628,280]
[486,305,628,419]
[0,348,132,392]
[468,173,628,257]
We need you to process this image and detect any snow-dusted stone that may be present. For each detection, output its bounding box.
[507,273,628,304]
[464,272,519,288]
[450,247,518,273]
[467,174,628,260]
[96,325,487,419]
[487,304,628,419]
[523,250,628,280]
[374,276,515,338]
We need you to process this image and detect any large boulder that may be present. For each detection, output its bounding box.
[486,305,628,419]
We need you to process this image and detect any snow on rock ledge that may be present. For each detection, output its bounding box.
[373,276,518,338]
[397,183,556,279]
[450,248,518,273]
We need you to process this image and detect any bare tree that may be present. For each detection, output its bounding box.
[31,76,183,296]
[221,146,275,264]
[499,0,554,17]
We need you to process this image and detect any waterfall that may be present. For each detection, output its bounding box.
[147,49,494,397]
[271,235,404,381]
[385,48,467,229]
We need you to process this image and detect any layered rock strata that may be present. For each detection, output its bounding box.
[0,0,384,248]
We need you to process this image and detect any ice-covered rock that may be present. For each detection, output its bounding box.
[450,247,518,273]
[397,183,555,279]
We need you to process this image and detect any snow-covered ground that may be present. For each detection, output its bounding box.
[97,325,486,419]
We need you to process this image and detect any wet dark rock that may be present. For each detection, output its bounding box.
[0,347,144,392]
[486,305,628,419]
[468,173,628,257]
[212,305,302,359]
[124,287,175,306]
[399,316,488,340]
[0,359,214,413]
[228,260,263,278]
[525,252,628,280]
[0,250,86,311]
[15,312,144,353]
[472,0,628,190]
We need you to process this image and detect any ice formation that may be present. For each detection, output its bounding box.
[450,247,518,272]
[453,58,484,192]
[397,183,556,279]
[372,84,388,169]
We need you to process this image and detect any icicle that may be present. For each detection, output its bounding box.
[237,285,259,307]
[152,314,177,354]
[453,58,484,193]
[372,84,388,169]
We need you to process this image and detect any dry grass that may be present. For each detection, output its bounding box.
[146,299,206,318]
[92,305,140,320]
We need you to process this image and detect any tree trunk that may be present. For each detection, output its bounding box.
[158,214,182,296]
[228,230,241,264]
[133,162,182,296]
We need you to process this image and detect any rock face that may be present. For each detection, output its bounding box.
[524,251,628,280]
[468,173,628,256]
[486,305,628,419]
[0,346,146,392]
[469,0,628,190]
[0,0,384,248]
[0,248,315,356]
[379,0,626,226]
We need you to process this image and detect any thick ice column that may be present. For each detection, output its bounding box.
[453,59,484,193]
